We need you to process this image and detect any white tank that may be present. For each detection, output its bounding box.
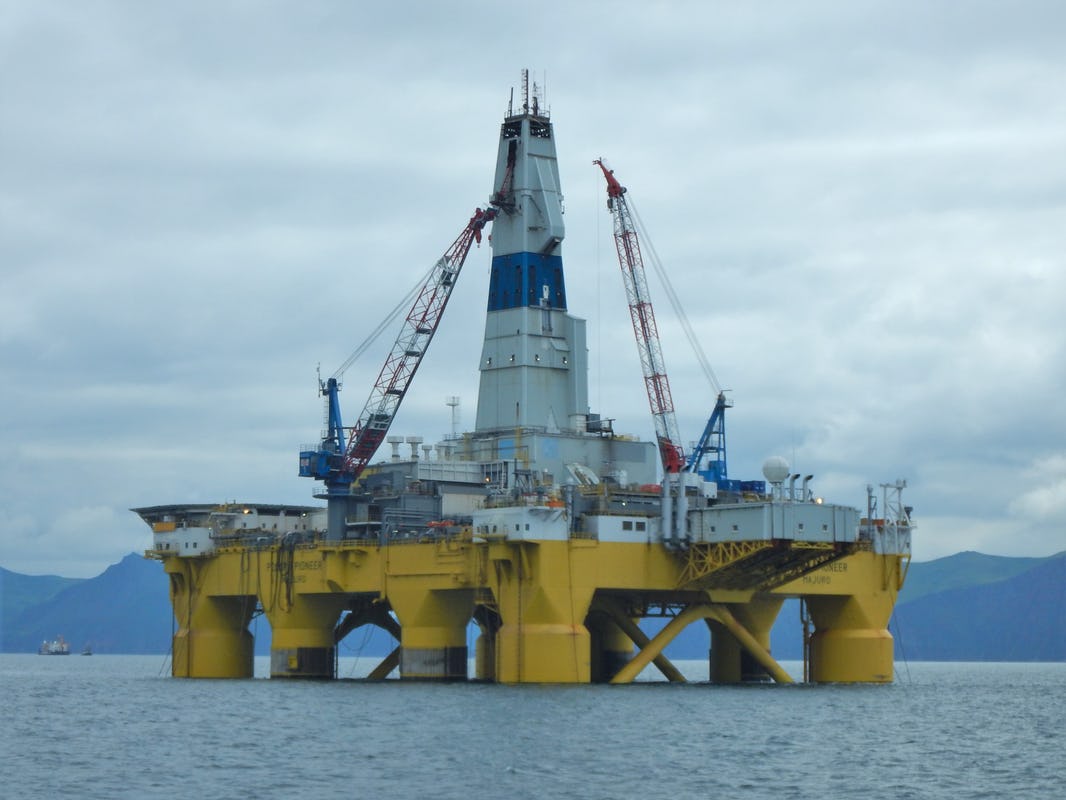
[762,455,791,484]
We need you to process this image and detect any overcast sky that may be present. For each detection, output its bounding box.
[2,1,1064,577]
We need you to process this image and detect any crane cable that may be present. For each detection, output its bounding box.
[329,260,437,381]
[628,196,722,397]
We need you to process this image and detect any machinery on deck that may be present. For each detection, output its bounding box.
[594,159,760,544]
[141,72,913,686]
[298,207,496,539]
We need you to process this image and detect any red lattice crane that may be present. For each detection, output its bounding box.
[594,159,685,473]
[299,207,497,493]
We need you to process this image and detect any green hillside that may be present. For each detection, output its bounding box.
[892,552,1065,660]
[1,554,173,654]
[0,567,83,643]
[897,550,1056,604]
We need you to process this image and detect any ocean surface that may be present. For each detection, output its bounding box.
[3,655,1062,799]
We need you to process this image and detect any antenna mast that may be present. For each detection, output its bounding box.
[446,396,461,438]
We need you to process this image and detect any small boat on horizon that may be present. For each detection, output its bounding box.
[38,636,71,655]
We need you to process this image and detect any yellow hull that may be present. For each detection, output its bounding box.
[154,534,906,684]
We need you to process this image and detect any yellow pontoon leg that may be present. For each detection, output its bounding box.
[166,560,254,679]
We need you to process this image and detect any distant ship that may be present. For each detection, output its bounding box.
[38,636,71,655]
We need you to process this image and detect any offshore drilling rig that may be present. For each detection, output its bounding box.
[138,73,912,684]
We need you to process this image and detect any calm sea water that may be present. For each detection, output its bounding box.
[3,655,1063,799]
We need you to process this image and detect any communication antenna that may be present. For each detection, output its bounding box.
[446,396,461,437]
[515,69,548,117]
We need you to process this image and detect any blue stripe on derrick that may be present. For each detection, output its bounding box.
[487,252,567,312]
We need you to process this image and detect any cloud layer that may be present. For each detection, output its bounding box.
[2,2,1063,575]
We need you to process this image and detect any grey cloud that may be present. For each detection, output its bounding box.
[2,2,1063,575]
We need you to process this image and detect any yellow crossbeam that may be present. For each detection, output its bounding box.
[609,603,793,685]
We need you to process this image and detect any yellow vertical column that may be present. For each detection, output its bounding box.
[472,608,500,682]
[588,613,634,683]
[805,553,902,683]
[166,559,254,679]
[264,593,347,679]
[707,596,783,683]
[474,627,496,681]
[806,594,896,682]
[387,587,474,680]
[493,541,595,684]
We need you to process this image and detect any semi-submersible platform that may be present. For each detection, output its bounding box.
[138,77,913,684]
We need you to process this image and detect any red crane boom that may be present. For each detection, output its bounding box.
[594,159,685,473]
[340,207,497,482]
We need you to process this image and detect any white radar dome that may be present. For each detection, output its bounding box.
[762,456,791,484]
